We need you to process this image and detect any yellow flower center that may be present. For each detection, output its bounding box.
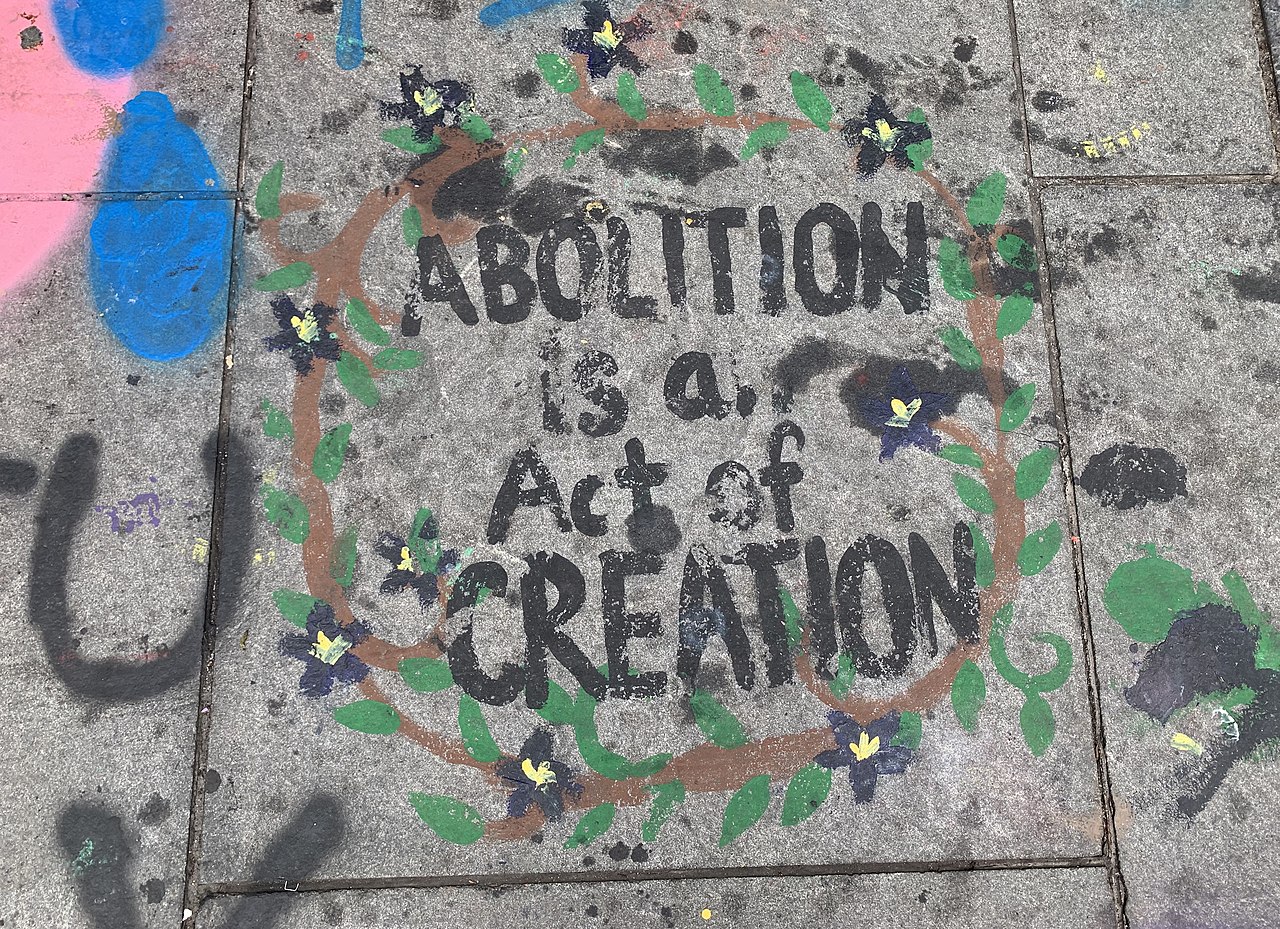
[862,118,898,149]
[521,758,557,788]
[290,311,320,343]
[413,87,444,117]
[593,19,621,49]
[397,546,415,572]
[848,731,880,761]
[310,630,351,666]
[885,397,922,428]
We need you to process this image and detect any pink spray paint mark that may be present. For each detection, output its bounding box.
[0,0,133,299]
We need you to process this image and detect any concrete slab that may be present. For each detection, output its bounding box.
[1045,183,1280,928]
[1013,0,1276,176]
[200,0,1102,883]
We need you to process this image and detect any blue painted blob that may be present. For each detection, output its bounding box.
[478,0,573,27]
[335,0,364,69]
[89,92,232,362]
[51,0,166,77]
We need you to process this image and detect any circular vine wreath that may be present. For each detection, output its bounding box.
[252,1,1075,849]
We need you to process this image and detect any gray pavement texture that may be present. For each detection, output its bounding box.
[0,0,1278,927]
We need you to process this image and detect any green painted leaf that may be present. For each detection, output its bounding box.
[400,657,454,693]
[789,71,832,131]
[691,690,747,748]
[952,473,995,515]
[1018,522,1063,577]
[272,589,317,627]
[999,382,1036,432]
[938,239,977,300]
[1020,692,1055,756]
[719,775,770,846]
[459,111,493,143]
[939,326,982,370]
[996,233,1038,270]
[345,298,391,346]
[905,136,933,171]
[1104,549,1222,643]
[382,126,442,154]
[503,146,528,183]
[641,781,685,842]
[693,62,735,116]
[536,53,579,93]
[991,627,1074,694]
[253,262,313,292]
[939,443,983,467]
[260,487,310,544]
[966,172,1007,227]
[1015,447,1058,500]
[535,680,579,725]
[997,294,1036,338]
[780,763,831,826]
[331,524,357,587]
[408,507,442,569]
[779,587,802,649]
[969,522,994,588]
[409,793,485,845]
[255,160,284,220]
[740,121,790,160]
[951,659,986,732]
[1223,571,1280,670]
[334,699,401,735]
[402,206,423,250]
[616,72,646,119]
[829,651,856,697]
[892,710,922,749]
[373,347,423,371]
[563,128,606,169]
[261,399,294,439]
[336,351,380,408]
[575,712,671,780]
[312,423,352,483]
[565,803,616,849]
[458,695,501,762]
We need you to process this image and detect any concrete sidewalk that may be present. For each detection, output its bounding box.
[1,0,1278,925]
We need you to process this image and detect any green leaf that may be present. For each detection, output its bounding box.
[939,443,983,467]
[458,696,501,762]
[740,121,790,160]
[408,507,442,569]
[616,72,646,119]
[336,351,380,408]
[1103,549,1222,643]
[260,487,310,544]
[253,262,313,292]
[503,146,528,183]
[966,172,1007,227]
[829,651,856,698]
[345,298,391,346]
[779,587,802,649]
[272,588,318,627]
[991,625,1074,694]
[952,473,995,515]
[382,126,442,155]
[409,793,485,845]
[996,233,1038,270]
[789,71,832,131]
[312,423,352,484]
[459,111,493,143]
[1020,692,1055,756]
[999,382,1036,432]
[905,136,933,171]
[563,128,606,169]
[892,710,923,749]
[565,803,616,849]
[402,205,424,250]
[997,294,1036,338]
[937,239,977,300]
[951,659,986,732]
[939,326,982,370]
[1223,571,1280,670]
[535,680,580,725]
[969,523,994,588]
[261,399,294,439]
[780,764,831,826]
[693,63,735,116]
[334,700,401,735]
[1018,521,1063,577]
[255,160,284,220]
[641,781,685,842]
[331,524,357,587]
[719,775,770,846]
[400,657,454,693]
[575,712,671,780]
[691,690,747,748]
[1015,447,1058,500]
[536,53,579,93]
[373,347,423,371]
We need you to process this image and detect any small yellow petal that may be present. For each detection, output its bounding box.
[1171,732,1204,755]
[891,397,909,417]
[397,546,414,572]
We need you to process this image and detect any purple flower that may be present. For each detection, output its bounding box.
[497,729,582,822]
[841,95,932,177]
[279,603,371,698]
[381,69,475,143]
[563,1,650,79]
[815,711,913,803]
[860,365,949,461]
[376,508,461,610]
[264,296,341,375]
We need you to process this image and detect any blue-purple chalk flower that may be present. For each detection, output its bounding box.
[265,296,341,375]
[382,69,476,143]
[497,729,582,822]
[279,603,371,698]
[861,366,949,461]
[815,711,914,803]
[842,95,932,177]
[376,508,461,610]
[563,0,651,79]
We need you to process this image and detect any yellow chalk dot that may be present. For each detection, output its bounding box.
[701,909,713,921]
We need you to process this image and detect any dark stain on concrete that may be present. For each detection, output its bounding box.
[770,336,853,411]
[952,36,977,62]
[672,30,698,54]
[512,70,541,98]
[626,504,681,554]
[136,793,171,825]
[1030,89,1070,112]
[0,456,38,494]
[320,99,369,133]
[58,804,141,929]
[20,25,43,49]
[141,879,165,904]
[509,176,590,235]
[1229,264,1280,303]
[298,0,334,12]
[1078,443,1187,510]
[600,129,736,186]
[434,158,510,222]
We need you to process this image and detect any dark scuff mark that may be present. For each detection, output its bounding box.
[58,804,141,929]
[1229,264,1280,303]
[411,0,460,18]
[20,24,43,49]
[626,504,681,554]
[1078,443,1188,510]
[1030,89,1070,112]
[136,794,171,825]
[844,47,889,97]
[512,70,540,98]
[600,129,736,186]
[141,879,165,904]
[434,158,510,223]
[952,36,977,62]
[1082,224,1124,264]
[739,83,758,102]
[0,456,38,494]
[770,337,852,411]
[509,176,590,235]
[672,30,697,54]
[320,98,369,133]
[299,0,334,11]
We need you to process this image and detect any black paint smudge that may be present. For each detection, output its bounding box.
[141,878,165,904]
[136,794,171,825]
[601,129,736,187]
[672,30,697,53]
[58,804,141,929]
[20,25,43,49]
[0,456,38,494]
[509,177,590,236]
[770,336,852,411]
[298,0,334,11]
[434,158,509,224]
[952,36,977,62]
[512,70,540,98]
[1078,443,1187,510]
[1229,264,1280,303]
[626,504,681,554]
[1030,89,1069,112]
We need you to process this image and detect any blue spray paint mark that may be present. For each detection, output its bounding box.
[478,0,573,28]
[89,93,232,362]
[51,0,166,77]
[336,0,364,69]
